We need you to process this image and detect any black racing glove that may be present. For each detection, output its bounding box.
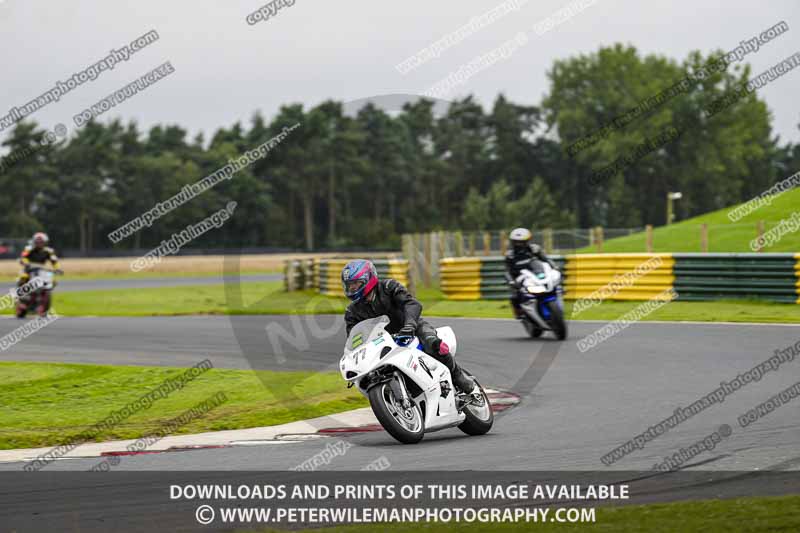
[394,325,416,346]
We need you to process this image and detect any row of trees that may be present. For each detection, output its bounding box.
[1,44,798,252]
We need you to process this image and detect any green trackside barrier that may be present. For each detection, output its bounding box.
[288,253,800,304]
[672,253,800,303]
[441,253,800,304]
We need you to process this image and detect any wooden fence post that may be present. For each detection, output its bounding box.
[431,232,442,286]
[645,225,654,253]
[402,233,418,290]
[543,228,553,254]
[483,232,491,256]
[469,233,476,256]
[756,220,765,252]
[595,226,604,252]
[455,231,464,257]
[423,232,432,286]
[700,224,708,252]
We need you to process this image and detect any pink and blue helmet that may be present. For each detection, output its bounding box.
[341,259,378,302]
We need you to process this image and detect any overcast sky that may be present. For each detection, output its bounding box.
[1,0,798,147]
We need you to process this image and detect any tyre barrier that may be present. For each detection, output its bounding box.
[564,253,674,301]
[284,258,410,296]
[440,253,800,303]
[283,259,316,291]
[440,256,566,301]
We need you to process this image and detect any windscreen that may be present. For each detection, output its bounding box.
[529,259,546,275]
[345,315,390,351]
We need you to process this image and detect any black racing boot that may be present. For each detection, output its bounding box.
[510,293,524,319]
[435,340,475,394]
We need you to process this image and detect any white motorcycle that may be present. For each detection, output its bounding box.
[340,316,493,444]
[516,261,567,340]
[15,264,58,319]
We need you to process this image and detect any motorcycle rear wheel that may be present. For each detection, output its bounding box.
[368,381,424,444]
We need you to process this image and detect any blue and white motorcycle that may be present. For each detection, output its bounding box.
[340,316,493,444]
[516,261,567,340]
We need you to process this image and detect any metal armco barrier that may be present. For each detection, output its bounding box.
[440,253,800,304]
[284,258,410,296]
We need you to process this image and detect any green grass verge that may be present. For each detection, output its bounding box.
[0,361,366,450]
[245,494,800,533]
[0,270,279,282]
[0,281,289,316]
[578,187,800,253]
[5,281,799,323]
[564,298,800,324]
[423,289,800,323]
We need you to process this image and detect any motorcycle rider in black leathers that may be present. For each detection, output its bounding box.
[342,259,474,394]
[18,232,62,288]
[504,228,555,319]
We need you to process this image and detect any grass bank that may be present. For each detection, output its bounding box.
[5,281,799,323]
[0,361,366,450]
[578,187,800,253]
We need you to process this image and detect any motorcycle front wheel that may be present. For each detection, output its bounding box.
[546,300,568,340]
[458,375,494,436]
[522,317,543,338]
[37,291,51,317]
[368,380,424,444]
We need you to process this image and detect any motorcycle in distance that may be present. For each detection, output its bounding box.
[340,316,493,444]
[15,264,59,319]
[515,260,567,340]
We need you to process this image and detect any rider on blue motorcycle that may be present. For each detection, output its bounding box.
[504,228,555,319]
[342,259,474,394]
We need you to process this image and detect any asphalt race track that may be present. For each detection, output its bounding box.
[1,313,799,531]
[1,315,798,473]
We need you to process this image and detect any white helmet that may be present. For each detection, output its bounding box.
[32,232,49,247]
[509,227,532,248]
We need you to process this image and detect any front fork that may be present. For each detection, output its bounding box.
[390,371,412,410]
